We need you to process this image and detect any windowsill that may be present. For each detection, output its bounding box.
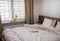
[2,19,25,26]
[2,21,25,26]
[2,18,25,24]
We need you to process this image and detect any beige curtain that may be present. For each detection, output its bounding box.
[25,0,34,24]
[0,15,2,34]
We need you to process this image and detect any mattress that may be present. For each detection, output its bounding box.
[3,24,60,41]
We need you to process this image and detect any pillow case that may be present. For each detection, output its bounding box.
[42,18,56,27]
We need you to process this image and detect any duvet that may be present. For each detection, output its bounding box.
[3,24,60,41]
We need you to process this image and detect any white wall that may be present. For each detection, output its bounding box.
[42,0,60,18]
[34,0,42,23]
[34,0,60,23]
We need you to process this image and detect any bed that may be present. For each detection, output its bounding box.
[2,15,60,41]
[2,24,60,41]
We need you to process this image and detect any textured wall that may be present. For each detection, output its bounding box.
[42,0,60,18]
[34,0,60,23]
[34,0,42,23]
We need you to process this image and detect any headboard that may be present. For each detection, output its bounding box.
[38,15,60,24]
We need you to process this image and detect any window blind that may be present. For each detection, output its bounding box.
[0,0,11,23]
[0,0,25,23]
[13,0,25,22]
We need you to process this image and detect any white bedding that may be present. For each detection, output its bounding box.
[3,24,60,41]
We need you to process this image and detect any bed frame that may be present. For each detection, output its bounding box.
[38,15,60,27]
[38,15,60,24]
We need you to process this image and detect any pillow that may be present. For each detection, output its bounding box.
[55,21,60,28]
[42,18,56,27]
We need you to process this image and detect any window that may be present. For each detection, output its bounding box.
[0,0,11,23]
[13,0,25,22]
[0,0,25,23]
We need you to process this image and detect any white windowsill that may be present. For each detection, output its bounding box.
[2,18,25,24]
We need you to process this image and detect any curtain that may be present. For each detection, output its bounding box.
[25,0,34,24]
[0,15,2,34]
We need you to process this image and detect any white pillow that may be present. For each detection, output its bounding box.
[56,21,60,28]
[42,18,56,27]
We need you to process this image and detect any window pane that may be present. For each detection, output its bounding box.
[13,0,25,21]
[0,0,11,23]
[0,0,25,23]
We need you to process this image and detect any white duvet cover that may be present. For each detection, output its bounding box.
[3,24,60,41]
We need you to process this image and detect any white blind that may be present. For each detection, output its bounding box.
[13,0,25,21]
[0,0,11,23]
[0,0,25,23]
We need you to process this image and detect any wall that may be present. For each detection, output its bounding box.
[42,0,60,18]
[34,0,60,23]
[34,0,42,23]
